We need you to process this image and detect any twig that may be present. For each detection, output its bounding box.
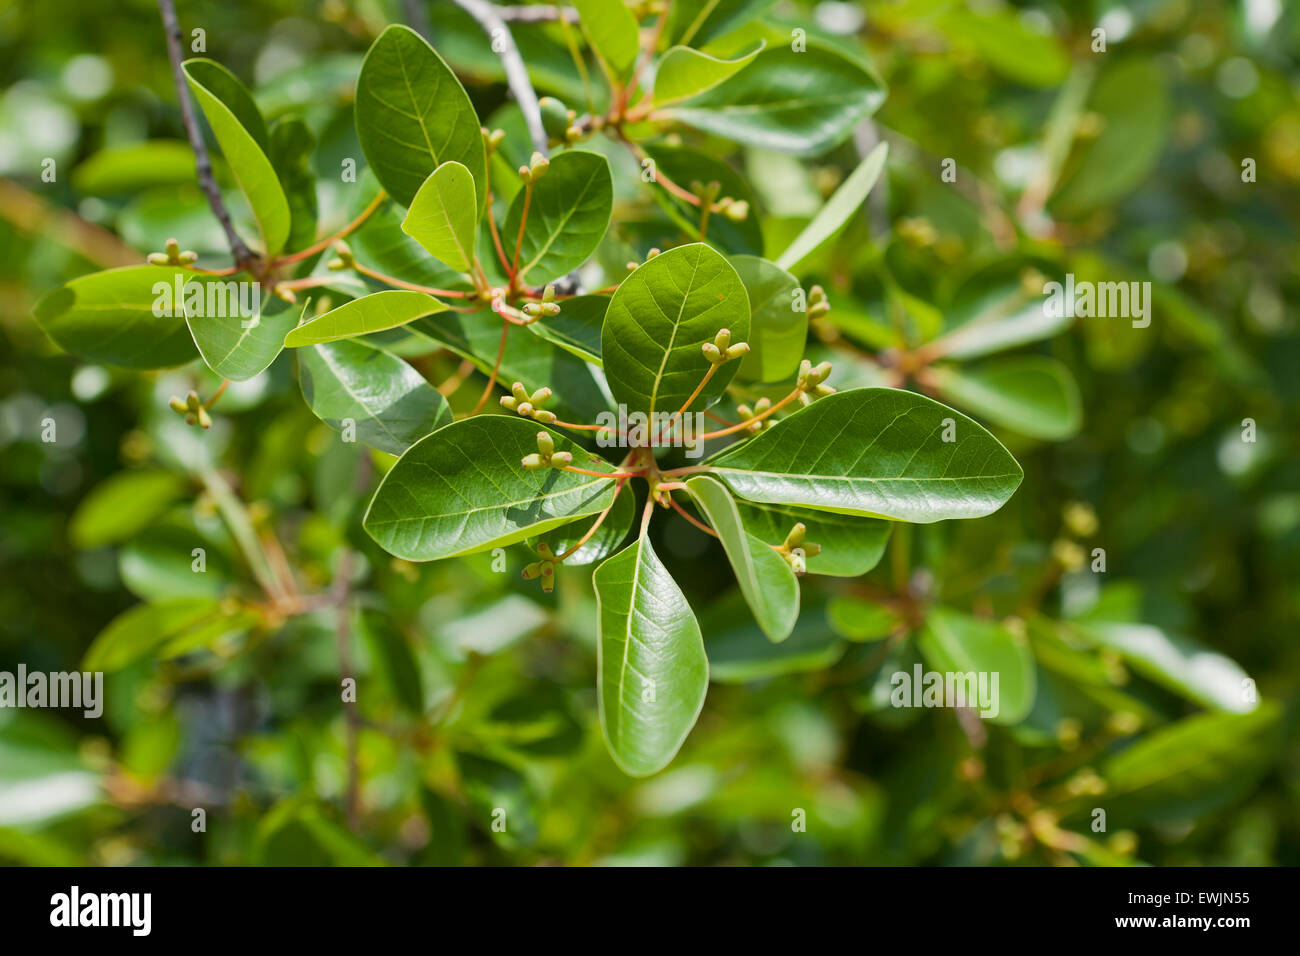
[333,548,360,832]
[0,179,138,267]
[452,0,549,155]
[157,0,257,271]
[498,3,576,22]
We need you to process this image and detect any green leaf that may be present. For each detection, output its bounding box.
[665,0,773,48]
[119,517,237,601]
[358,607,424,715]
[645,145,763,255]
[523,294,606,365]
[255,800,388,866]
[774,142,888,272]
[664,42,885,156]
[267,116,319,256]
[1102,704,1282,824]
[458,754,539,848]
[188,295,298,381]
[349,171,473,291]
[412,309,611,425]
[574,0,640,75]
[602,242,749,418]
[534,486,634,565]
[364,417,618,561]
[684,475,798,642]
[827,596,901,642]
[70,470,188,549]
[183,59,269,148]
[1074,622,1256,713]
[298,339,452,456]
[402,161,478,273]
[931,284,1070,360]
[937,8,1070,88]
[708,388,1023,522]
[503,150,612,285]
[284,290,446,347]
[704,594,845,683]
[355,24,487,209]
[182,59,290,257]
[730,255,804,382]
[83,599,226,672]
[916,607,1035,725]
[653,41,764,106]
[930,356,1082,441]
[33,266,198,369]
[1050,59,1170,217]
[594,536,709,776]
[733,501,890,577]
[71,140,197,195]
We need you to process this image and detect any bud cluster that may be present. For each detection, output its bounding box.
[148,237,197,267]
[796,359,836,406]
[501,381,557,425]
[169,390,211,429]
[521,430,573,471]
[701,328,750,365]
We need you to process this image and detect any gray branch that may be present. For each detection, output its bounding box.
[498,3,577,22]
[451,0,549,155]
[157,0,256,270]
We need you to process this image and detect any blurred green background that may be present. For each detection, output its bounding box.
[1,0,1297,865]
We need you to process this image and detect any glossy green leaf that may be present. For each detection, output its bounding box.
[183,59,268,148]
[646,145,763,255]
[298,339,451,456]
[70,470,188,549]
[734,500,890,577]
[774,142,888,272]
[594,536,708,776]
[33,266,198,369]
[602,242,749,418]
[653,42,764,106]
[503,150,612,285]
[664,43,885,156]
[930,356,1082,441]
[523,294,606,365]
[916,607,1035,724]
[349,171,473,291]
[355,25,486,209]
[364,417,618,561]
[182,59,290,257]
[665,0,772,48]
[708,388,1023,522]
[685,476,798,642]
[1075,621,1257,713]
[1103,704,1282,824]
[534,485,634,565]
[402,161,478,273]
[188,295,298,381]
[267,116,318,256]
[574,0,640,75]
[284,290,447,347]
[730,255,804,383]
